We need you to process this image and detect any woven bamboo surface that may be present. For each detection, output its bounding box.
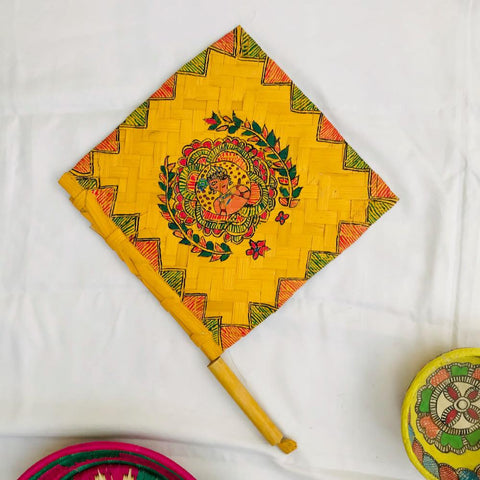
[62,26,397,352]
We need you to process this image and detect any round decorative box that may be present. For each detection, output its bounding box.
[402,348,480,479]
[18,441,196,480]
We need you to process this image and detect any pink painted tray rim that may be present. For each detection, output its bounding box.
[18,441,197,480]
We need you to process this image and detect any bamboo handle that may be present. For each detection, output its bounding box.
[208,357,297,454]
[60,171,296,454]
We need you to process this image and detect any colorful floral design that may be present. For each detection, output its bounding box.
[275,211,289,225]
[157,112,302,261]
[246,239,270,259]
[416,362,480,454]
[408,413,480,480]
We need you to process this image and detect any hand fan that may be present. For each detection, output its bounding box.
[60,26,398,452]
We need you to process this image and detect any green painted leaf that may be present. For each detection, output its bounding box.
[168,222,179,230]
[278,168,288,176]
[289,165,297,179]
[256,140,267,147]
[208,124,218,130]
[242,130,254,136]
[206,241,214,250]
[233,114,242,127]
[266,130,276,147]
[193,234,200,243]
[158,204,168,212]
[451,365,469,376]
[212,112,221,123]
[440,432,463,450]
[280,187,289,197]
[292,186,302,198]
[466,428,480,447]
[220,254,230,261]
[179,237,191,245]
[252,121,261,134]
[160,165,167,175]
[228,125,238,134]
[267,154,277,159]
[419,388,433,413]
[199,250,212,257]
[220,243,231,252]
[158,181,166,191]
[279,146,289,160]
[168,172,175,181]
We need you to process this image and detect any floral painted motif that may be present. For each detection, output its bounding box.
[275,211,289,225]
[407,414,480,480]
[246,239,270,260]
[416,362,480,454]
[157,112,302,261]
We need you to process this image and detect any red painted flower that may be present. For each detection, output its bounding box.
[246,239,269,260]
[275,210,289,225]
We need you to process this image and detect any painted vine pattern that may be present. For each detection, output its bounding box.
[158,111,302,261]
[204,111,302,207]
[158,158,232,262]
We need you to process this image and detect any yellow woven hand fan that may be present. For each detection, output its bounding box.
[60,26,398,452]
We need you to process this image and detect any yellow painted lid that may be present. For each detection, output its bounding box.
[402,348,480,479]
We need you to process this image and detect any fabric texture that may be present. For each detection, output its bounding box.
[1,1,480,479]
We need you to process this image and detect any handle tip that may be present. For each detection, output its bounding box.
[277,437,297,454]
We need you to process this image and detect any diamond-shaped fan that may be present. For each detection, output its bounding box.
[60,26,398,452]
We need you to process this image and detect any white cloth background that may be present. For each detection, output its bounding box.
[1,0,479,478]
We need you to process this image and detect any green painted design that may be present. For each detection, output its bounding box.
[60,460,169,480]
[290,85,320,113]
[367,199,397,224]
[160,269,185,298]
[58,450,121,467]
[239,30,266,59]
[440,432,464,450]
[121,101,149,128]
[137,470,166,480]
[466,428,480,447]
[451,365,469,376]
[344,144,369,171]
[408,418,480,480]
[305,251,338,279]
[419,388,433,413]
[249,302,277,327]
[76,176,99,189]
[178,49,209,75]
[204,316,221,345]
[28,449,180,480]
[112,214,139,239]
[417,363,480,454]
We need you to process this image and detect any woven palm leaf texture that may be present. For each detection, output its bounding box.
[60,26,398,451]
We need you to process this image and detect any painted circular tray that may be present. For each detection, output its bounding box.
[402,348,480,480]
[18,441,196,480]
